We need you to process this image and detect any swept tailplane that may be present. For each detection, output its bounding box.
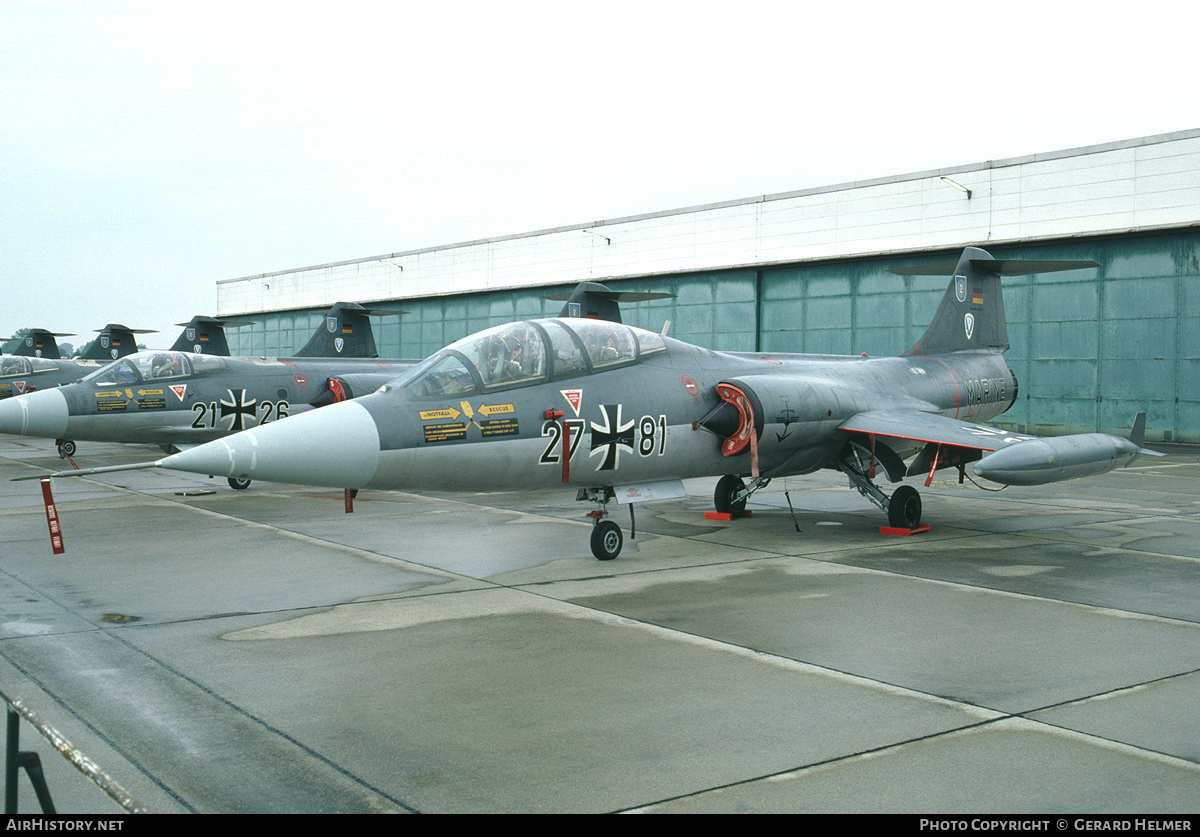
[892,247,1099,356]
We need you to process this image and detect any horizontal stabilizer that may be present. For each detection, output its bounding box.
[897,247,1099,357]
[174,316,256,328]
[890,259,1100,276]
[78,324,158,360]
[171,315,256,356]
[3,329,76,358]
[94,324,158,334]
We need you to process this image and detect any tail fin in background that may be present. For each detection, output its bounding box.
[77,324,158,360]
[294,302,406,358]
[170,316,255,356]
[6,329,74,359]
[545,282,674,324]
[892,247,1099,357]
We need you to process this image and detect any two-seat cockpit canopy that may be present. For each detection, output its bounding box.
[81,351,227,387]
[389,318,666,398]
[0,355,62,378]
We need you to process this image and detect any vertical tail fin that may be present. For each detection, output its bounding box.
[891,247,1099,356]
[78,324,158,360]
[294,302,406,358]
[9,329,73,359]
[170,316,254,356]
[545,282,674,323]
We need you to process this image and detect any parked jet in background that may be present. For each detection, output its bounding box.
[544,282,673,322]
[167,302,400,358]
[36,247,1160,559]
[0,302,416,468]
[0,348,413,474]
[0,301,398,402]
[293,302,404,358]
[0,324,155,398]
[0,355,95,400]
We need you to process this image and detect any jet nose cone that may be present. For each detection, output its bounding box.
[0,388,69,438]
[160,400,382,488]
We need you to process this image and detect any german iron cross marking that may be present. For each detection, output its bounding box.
[589,404,634,471]
[220,389,257,431]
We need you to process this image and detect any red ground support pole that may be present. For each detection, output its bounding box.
[39,479,65,555]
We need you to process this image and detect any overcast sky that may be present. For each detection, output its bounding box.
[4,1,1198,350]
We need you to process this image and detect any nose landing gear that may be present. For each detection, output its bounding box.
[590,519,623,561]
[579,487,629,560]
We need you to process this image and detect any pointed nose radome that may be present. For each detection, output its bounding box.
[159,400,382,488]
[0,388,69,438]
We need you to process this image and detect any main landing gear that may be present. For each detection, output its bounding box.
[836,442,923,530]
[710,444,925,531]
[886,485,923,530]
[56,439,76,458]
[713,474,770,516]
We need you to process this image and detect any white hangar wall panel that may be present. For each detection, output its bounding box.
[218,130,1200,318]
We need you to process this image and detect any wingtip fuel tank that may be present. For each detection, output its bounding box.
[972,433,1144,486]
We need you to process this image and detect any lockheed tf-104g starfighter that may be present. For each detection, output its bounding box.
[34,247,1160,559]
[0,303,416,476]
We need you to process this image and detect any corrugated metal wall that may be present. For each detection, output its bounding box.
[227,227,1199,443]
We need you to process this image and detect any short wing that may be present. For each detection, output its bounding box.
[839,410,1034,451]
[839,410,1039,481]
[840,407,1046,479]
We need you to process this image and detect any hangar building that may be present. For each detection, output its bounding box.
[216,129,1200,443]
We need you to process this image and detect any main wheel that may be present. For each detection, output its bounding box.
[58,440,77,458]
[228,476,252,490]
[713,474,747,516]
[887,485,922,529]
[590,519,623,561]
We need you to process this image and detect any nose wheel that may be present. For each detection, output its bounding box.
[580,487,628,560]
[590,519,623,561]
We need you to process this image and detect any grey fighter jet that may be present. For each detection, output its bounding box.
[0,348,414,476]
[1,297,399,403]
[0,288,638,458]
[0,302,415,466]
[35,247,1160,557]
[0,354,95,400]
[0,330,95,399]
